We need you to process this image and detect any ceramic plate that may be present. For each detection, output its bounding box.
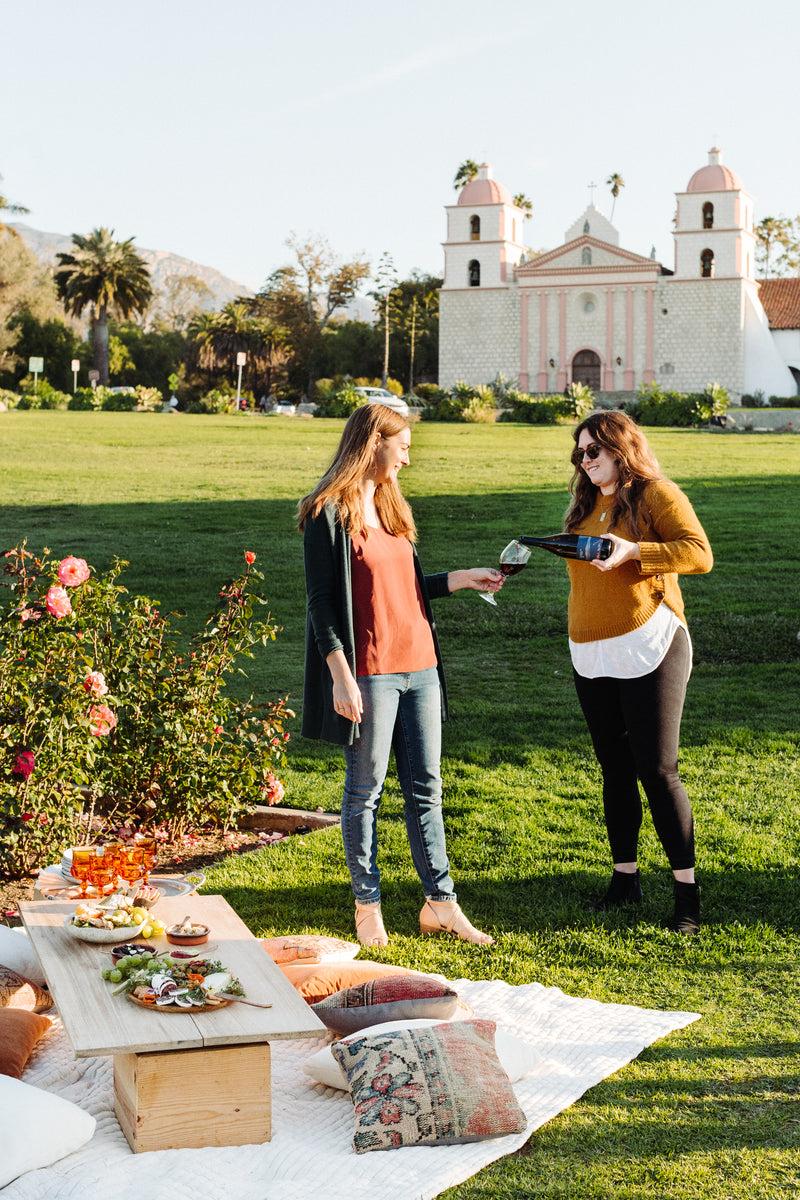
[63,915,147,943]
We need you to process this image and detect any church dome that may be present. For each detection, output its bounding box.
[686,147,742,193]
[457,163,512,206]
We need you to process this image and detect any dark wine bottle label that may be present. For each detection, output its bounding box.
[576,536,612,561]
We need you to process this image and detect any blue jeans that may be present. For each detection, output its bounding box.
[342,667,456,906]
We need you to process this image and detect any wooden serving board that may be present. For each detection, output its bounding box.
[127,994,230,1014]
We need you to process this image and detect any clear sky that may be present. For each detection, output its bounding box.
[3,0,799,292]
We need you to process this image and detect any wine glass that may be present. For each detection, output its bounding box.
[479,540,531,606]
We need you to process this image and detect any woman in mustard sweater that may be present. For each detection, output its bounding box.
[564,410,712,933]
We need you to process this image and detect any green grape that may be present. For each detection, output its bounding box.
[101,968,112,981]
[108,969,123,983]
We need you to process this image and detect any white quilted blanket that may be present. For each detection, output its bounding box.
[5,977,698,1200]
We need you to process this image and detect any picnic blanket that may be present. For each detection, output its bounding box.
[5,976,699,1200]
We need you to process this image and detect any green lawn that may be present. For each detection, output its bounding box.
[2,412,799,1198]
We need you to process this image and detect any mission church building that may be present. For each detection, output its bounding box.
[439,151,797,399]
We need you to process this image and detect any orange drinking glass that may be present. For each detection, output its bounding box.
[70,845,97,897]
[102,840,124,879]
[134,834,156,882]
[119,845,145,884]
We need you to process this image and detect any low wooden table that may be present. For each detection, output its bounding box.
[19,895,326,1153]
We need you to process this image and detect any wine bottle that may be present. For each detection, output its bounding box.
[518,534,613,561]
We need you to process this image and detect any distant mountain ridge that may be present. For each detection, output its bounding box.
[11,223,252,311]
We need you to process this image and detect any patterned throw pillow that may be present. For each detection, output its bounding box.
[282,960,414,1004]
[261,935,360,966]
[312,975,460,1035]
[0,965,53,1014]
[332,1019,527,1153]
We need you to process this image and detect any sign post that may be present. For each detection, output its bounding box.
[88,369,100,391]
[28,357,44,397]
[236,351,247,409]
[71,359,80,394]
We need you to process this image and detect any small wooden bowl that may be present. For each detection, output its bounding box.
[166,923,210,946]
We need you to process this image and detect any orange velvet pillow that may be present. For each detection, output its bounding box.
[279,960,414,1004]
[0,1009,51,1078]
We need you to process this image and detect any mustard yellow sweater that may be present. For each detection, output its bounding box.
[567,479,713,643]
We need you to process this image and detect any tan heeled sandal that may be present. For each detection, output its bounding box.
[355,902,389,948]
[419,900,494,946]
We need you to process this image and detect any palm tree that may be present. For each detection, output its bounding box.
[606,173,625,222]
[54,228,152,384]
[0,175,30,236]
[190,301,290,396]
[754,216,792,278]
[513,193,533,220]
[453,160,480,191]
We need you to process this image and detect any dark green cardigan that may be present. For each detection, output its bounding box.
[302,504,451,746]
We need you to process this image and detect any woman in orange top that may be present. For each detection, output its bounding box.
[564,410,712,934]
[299,403,502,948]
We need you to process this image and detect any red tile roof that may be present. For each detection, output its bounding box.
[759,279,800,329]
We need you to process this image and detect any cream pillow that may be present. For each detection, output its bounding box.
[302,1016,540,1090]
[0,1075,96,1187]
[0,927,46,987]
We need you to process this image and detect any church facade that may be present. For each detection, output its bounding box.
[438,151,797,399]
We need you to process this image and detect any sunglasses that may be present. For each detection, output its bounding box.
[572,442,603,464]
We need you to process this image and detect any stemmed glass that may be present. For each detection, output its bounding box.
[479,540,531,606]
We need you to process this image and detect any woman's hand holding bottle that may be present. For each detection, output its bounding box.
[590,533,642,572]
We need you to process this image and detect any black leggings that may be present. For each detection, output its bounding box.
[573,628,695,871]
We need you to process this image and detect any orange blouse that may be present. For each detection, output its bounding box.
[351,526,437,676]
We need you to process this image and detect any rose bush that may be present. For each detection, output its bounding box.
[1,544,291,877]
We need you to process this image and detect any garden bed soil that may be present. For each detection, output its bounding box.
[0,807,339,926]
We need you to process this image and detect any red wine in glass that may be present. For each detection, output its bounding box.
[480,541,531,606]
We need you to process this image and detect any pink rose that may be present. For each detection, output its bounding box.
[12,750,35,779]
[45,585,72,619]
[58,556,91,587]
[262,773,285,806]
[89,704,117,737]
[244,550,256,565]
[83,671,108,698]
[19,607,42,623]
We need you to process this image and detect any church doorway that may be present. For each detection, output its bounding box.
[572,349,601,390]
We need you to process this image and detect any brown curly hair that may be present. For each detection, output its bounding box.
[564,410,662,538]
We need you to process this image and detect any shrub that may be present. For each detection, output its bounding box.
[68,387,102,411]
[186,384,254,414]
[100,388,138,412]
[412,383,447,409]
[564,381,595,421]
[741,390,766,408]
[16,378,70,411]
[499,393,571,424]
[0,389,20,410]
[628,381,728,428]
[313,377,369,418]
[769,395,800,408]
[352,376,404,396]
[422,381,496,422]
[0,545,291,878]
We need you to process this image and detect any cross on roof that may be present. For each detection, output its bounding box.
[588,180,598,205]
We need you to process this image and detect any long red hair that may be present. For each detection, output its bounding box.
[297,404,416,540]
[564,410,662,537]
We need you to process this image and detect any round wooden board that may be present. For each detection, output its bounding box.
[126,993,230,1014]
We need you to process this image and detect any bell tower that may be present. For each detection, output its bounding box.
[442,163,526,290]
[673,147,755,280]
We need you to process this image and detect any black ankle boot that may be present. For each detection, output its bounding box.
[670,881,701,934]
[592,869,643,911]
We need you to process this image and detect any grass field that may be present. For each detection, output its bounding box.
[2,412,799,1198]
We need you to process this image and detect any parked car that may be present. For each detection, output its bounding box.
[354,387,409,418]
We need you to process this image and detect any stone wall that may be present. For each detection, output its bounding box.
[439,289,521,388]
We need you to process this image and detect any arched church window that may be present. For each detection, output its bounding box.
[468,259,481,287]
[700,249,714,278]
[583,220,590,234]
[581,246,592,266]
[470,215,480,241]
[702,202,714,230]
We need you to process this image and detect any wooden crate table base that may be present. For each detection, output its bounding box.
[114,1042,271,1153]
[19,895,325,1153]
